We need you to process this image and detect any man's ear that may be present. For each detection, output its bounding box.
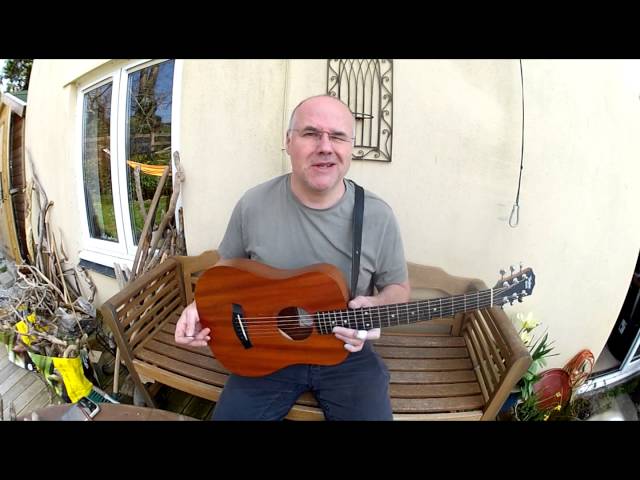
[284,131,291,154]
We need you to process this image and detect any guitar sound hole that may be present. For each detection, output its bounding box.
[277,307,313,341]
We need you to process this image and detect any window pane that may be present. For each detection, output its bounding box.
[82,82,118,242]
[126,60,175,245]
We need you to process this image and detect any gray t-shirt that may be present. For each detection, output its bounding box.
[218,174,408,298]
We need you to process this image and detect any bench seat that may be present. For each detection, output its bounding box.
[101,251,531,420]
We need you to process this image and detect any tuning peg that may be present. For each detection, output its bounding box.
[500,269,506,280]
[517,295,524,303]
[510,265,516,275]
[519,262,524,273]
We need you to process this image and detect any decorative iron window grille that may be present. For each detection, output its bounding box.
[327,59,393,162]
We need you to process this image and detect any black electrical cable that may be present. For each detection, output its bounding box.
[509,59,525,228]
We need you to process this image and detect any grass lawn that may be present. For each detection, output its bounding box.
[93,195,169,243]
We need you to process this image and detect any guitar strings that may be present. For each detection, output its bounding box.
[221,288,508,326]
[240,287,506,323]
[198,287,522,335]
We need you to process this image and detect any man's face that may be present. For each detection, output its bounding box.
[285,97,354,196]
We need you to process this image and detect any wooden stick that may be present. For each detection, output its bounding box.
[114,263,124,285]
[48,233,84,338]
[147,226,177,272]
[11,326,68,346]
[61,267,81,300]
[75,265,96,303]
[48,224,59,292]
[50,232,70,305]
[112,265,129,395]
[57,228,69,262]
[169,226,176,256]
[139,155,184,275]
[113,347,121,395]
[135,230,155,279]
[41,200,54,280]
[144,231,167,272]
[123,265,132,284]
[130,165,170,279]
[29,157,49,273]
[61,267,81,301]
[146,152,184,257]
[177,207,187,255]
[21,264,67,304]
[132,166,171,277]
[134,165,147,219]
[24,179,35,264]
[59,247,83,299]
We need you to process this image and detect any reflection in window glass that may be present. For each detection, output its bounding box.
[82,82,117,242]
[126,60,175,245]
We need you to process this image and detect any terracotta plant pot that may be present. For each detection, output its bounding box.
[532,368,571,410]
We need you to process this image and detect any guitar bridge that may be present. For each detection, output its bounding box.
[232,303,252,349]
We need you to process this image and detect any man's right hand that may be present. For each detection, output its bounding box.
[174,301,211,347]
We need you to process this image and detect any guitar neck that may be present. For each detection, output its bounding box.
[315,288,500,335]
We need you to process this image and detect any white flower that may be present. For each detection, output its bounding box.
[515,311,539,332]
[521,312,539,331]
[520,330,532,346]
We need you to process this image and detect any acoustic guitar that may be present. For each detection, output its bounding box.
[195,258,535,377]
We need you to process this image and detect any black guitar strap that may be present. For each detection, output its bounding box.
[350,181,365,300]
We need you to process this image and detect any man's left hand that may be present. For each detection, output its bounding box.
[332,295,381,353]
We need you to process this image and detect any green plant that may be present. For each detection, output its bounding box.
[604,377,640,399]
[511,312,560,421]
[519,331,556,399]
[564,397,592,420]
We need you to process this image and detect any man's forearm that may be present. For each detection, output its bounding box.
[373,281,411,306]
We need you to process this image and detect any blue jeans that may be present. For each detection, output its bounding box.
[211,343,392,420]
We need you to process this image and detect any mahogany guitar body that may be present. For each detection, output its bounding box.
[195,258,351,377]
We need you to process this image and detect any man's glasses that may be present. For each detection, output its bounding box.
[290,128,354,145]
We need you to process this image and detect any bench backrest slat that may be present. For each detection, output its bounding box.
[462,308,532,419]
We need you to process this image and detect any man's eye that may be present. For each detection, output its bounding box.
[302,131,318,137]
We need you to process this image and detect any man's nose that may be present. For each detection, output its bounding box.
[316,132,334,151]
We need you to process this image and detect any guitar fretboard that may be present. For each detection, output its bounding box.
[314,288,501,335]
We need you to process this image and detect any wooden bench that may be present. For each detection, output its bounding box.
[100,250,532,420]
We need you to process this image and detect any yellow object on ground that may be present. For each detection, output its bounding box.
[51,356,94,403]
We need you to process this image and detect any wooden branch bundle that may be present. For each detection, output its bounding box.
[28,158,96,307]
[116,151,187,286]
[0,158,100,357]
[0,266,95,357]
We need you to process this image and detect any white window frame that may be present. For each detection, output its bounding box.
[76,59,181,269]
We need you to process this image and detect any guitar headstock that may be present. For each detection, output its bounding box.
[493,264,535,306]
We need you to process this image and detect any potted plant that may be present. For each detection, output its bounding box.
[502,313,559,420]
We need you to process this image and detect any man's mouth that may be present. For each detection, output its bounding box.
[312,162,336,170]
